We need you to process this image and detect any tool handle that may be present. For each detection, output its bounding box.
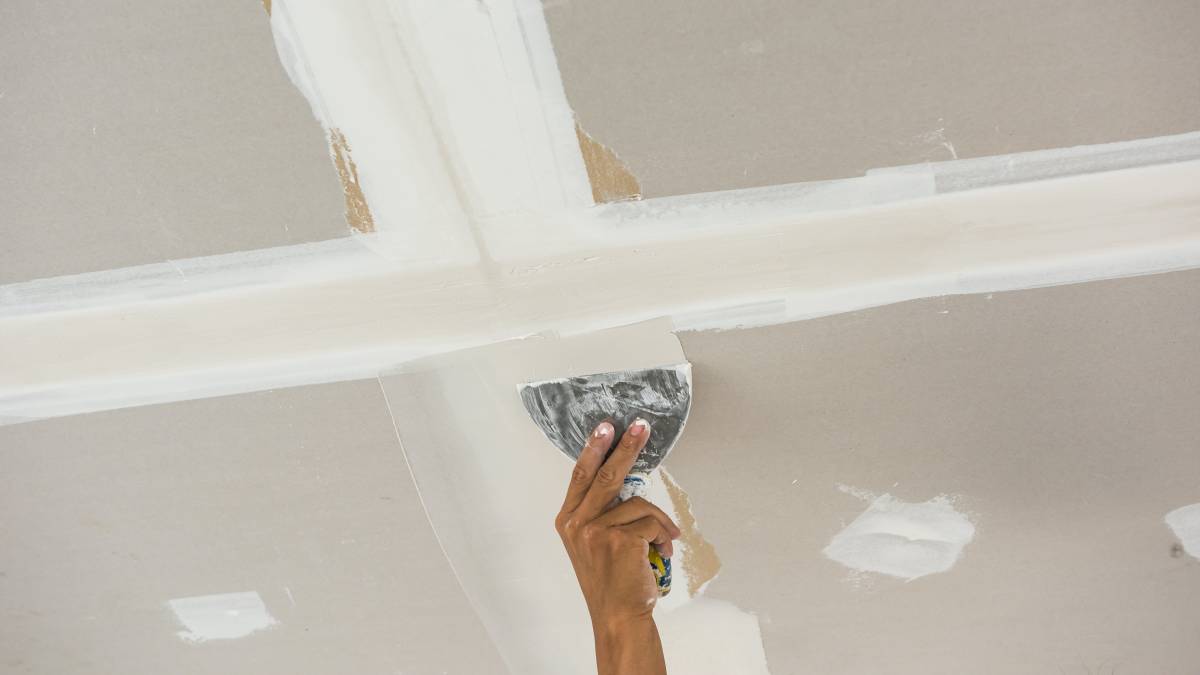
[621,473,672,596]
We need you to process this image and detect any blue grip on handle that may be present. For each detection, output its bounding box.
[623,475,672,596]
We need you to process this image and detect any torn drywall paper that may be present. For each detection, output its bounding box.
[377,319,768,674]
[575,121,642,203]
[661,468,721,595]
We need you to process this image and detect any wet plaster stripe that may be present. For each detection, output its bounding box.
[2,160,1200,422]
[262,1,1200,265]
[374,319,769,674]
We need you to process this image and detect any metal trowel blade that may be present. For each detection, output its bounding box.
[518,363,692,474]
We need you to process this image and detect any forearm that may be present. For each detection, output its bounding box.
[593,616,666,675]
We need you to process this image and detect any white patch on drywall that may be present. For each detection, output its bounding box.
[168,591,279,643]
[1165,503,1200,559]
[824,493,976,581]
[657,597,771,675]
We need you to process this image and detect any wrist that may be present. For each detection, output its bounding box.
[592,613,664,675]
[593,612,656,638]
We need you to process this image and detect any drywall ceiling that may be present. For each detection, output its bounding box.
[670,267,1200,673]
[2,0,1199,672]
[0,380,506,674]
[3,271,1198,673]
[0,0,346,284]
[545,0,1200,197]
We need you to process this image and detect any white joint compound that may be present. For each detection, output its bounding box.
[823,493,976,581]
[1165,503,1200,559]
[167,591,279,643]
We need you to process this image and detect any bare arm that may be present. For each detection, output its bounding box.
[555,419,681,675]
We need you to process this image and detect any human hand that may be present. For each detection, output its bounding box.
[555,418,682,629]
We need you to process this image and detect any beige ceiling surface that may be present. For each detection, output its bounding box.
[545,0,1200,197]
[670,268,1200,673]
[3,270,1198,673]
[0,0,346,285]
[0,381,506,674]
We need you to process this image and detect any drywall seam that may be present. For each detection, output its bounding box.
[375,320,769,674]
[3,147,1196,318]
[266,0,594,264]
[269,0,477,264]
[2,160,1200,422]
[264,2,1200,265]
[0,238,385,318]
[574,131,1200,238]
[376,376,499,654]
[932,130,1200,193]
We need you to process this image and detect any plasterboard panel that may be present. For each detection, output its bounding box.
[0,0,346,284]
[544,0,1200,198]
[0,381,506,674]
[667,268,1200,673]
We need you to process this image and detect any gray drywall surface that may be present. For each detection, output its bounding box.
[3,271,1199,673]
[0,0,347,284]
[0,381,506,674]
[671,268,1200,673]
[545,0,1200,197]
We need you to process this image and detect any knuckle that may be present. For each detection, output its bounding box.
[570,465,590,485]
[596,467,619,486]
[609,530,638,547]
[581,523,602,541]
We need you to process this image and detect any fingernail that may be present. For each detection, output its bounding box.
[593,421,613,439]
[630,418,650,437]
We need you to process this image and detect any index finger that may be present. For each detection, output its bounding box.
[577,417,650,517]
[560,420,615,513]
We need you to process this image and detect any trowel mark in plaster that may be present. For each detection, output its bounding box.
[167,591,278,643]
[1165,503,1200,559]
[824,491,976,581]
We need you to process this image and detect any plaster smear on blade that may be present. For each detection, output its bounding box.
[1165,503,1200,559]
[168,591,278,643]
[824,492,976,581]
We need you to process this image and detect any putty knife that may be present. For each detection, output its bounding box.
[518,362,692,595]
